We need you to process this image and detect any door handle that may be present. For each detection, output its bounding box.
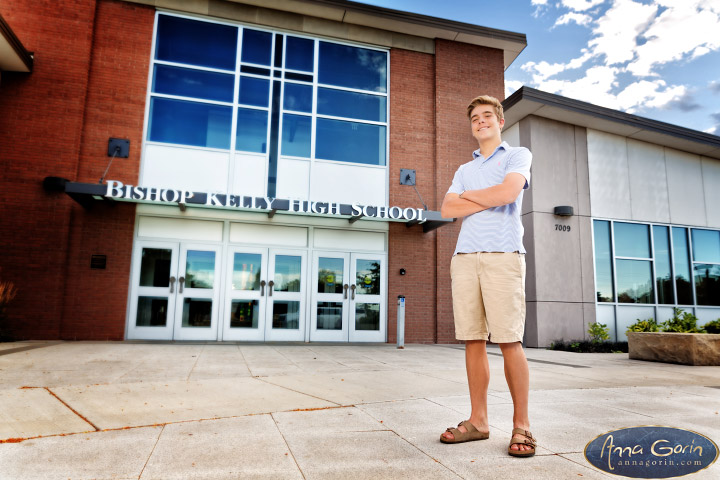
[178,276,185,294]
[268,280,274,297]
[343,283,349,299]
[350,284,356,300]
[169,276,176,293]
[260,280,266,296]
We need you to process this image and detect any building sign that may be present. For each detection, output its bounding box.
[104,180,429,223]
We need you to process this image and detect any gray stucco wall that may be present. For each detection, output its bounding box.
[511,116,597,347]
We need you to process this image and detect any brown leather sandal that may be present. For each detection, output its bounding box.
[508,428,536,457]
[440,420,490,444]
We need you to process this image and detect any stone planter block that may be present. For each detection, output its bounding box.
[627,332,720,366]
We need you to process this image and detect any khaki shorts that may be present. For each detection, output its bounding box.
[450,252,526,343]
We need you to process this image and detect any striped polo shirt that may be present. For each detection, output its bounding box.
[447,141,532,255]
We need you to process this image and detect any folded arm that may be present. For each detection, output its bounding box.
[441,172,527,219]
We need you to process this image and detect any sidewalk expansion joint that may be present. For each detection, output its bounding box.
[44,387,100,431]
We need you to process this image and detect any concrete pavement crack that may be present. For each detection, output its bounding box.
[138,424,165,479]
[44,387,100,431]
[270,412,307,480]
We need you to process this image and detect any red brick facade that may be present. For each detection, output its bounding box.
[1,1,506,342]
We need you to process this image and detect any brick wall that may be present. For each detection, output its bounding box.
[388,39,505,344]
[0,0,153,340]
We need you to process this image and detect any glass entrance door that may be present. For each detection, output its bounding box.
[310,252,386,342]
[127,241,221,340]
[222,248,307,341]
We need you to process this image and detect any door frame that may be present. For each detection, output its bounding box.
[309,251,351,342]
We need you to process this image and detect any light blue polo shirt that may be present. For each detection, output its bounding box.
[447,141,532,255]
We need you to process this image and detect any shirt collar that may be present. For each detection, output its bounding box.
[472,141,508,160]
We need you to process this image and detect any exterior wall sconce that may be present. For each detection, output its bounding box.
[554,206,574,216]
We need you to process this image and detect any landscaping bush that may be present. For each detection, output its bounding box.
[627,317,659,333]
[703,319,720,334]
[548,339,628,353]
[660,308,705,333]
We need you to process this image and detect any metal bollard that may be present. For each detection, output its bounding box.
[397,295,405,349]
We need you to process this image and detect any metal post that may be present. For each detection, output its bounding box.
[397,295,405,349]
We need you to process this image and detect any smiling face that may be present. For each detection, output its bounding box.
[470,103,504,146]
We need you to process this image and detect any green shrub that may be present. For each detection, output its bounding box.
[661,308,705,333]
[588,322,609,343]
[627,317,659,333]
[702,319,720,334]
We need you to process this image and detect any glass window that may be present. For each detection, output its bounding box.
[283,83,312,113]
[153,65,234,102]
[593,221,614,302]
[318,42,387,93]
[614,222,650,258]
[652,226,674,304]
[238,76,270,107]
[317,302,342,330]
[139,248,172,287]
[149,97,232,149]
[285,36,314,72]
[316,119,386,165]
[317,88,386,122]
[672,227,693,304]
[274,255,301,292]
[281,114,312,158]
[185,250,216,289]
[694,264,720,306]
[182,298,212,327]
[318,258,344,294]
[155,15,237,70]
[230,300,259,328]
[235,108,268,153]
[136,297,168,327]
[692,229,720,264]
[616,260,654,304]
[355,259,380,295]
[241,29,272,66]
[272,301,300,329]
[355,303,380,331]
[232,253,262,291]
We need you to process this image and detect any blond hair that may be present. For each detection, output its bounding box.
[466,95,504,121]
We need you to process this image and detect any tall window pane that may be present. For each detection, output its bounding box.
[149,97,231,149]
[238,76,270,107]
[318,42,387,93]
[652,226,674,304]
[694,264,720,306]
[236,108,268,153]
[241,29,272,66]
[281,114,311,158]
[316,119,386,165]
[616,260,654,304]
[155,15,237,70]
[692,229,720,263]
[672,227,693,304]
[593,220,614,302]
[283,83,313,113]
[285,36,314,72]
[614,222,650,258]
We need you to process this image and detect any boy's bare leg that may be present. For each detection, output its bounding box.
[441,340,490,440]
[499,341,532,452]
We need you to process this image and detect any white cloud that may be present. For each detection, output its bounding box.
[589,0,658,65]
[531,0,549,5]
[554,12,593,26]
[615,80,687,112]
[561,0,606,11]
[505,80,524,99]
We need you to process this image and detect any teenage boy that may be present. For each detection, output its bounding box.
[439,95,535,457]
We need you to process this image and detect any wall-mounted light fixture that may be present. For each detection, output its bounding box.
[553,206,574,216]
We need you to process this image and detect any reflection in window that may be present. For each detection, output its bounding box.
[140,248,171,287]
[238,76,270,107]
[155,15,237,70]
[241,29,272,66]
[136,297,167,327]
[692,229,720,264]
[616,260,654,304]
[593,221,614,302]
[285,36,314,72]
[281,114,311,158]
[232,253,261,290]
[236,108,268,153]
[272,301,300,329]
[318,258,344,294]
[274,256,301,292]
[355,303,380,331]
[653,226,674,304]
[614,222,650,258]
[317,302,342,330]
[182,298,212,327]
[283,83,312,113]
[153,65,234,102]
[694,264,720,306]
[230,300,259,328]
[318,42,387,92]
[317,88,386,122]
[316,118,386,165]
[185,250,215,288]
[149,97,232,149]
[356,259,381,295]
[672,227,693,304]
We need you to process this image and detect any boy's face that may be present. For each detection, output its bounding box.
[470,104,504,145]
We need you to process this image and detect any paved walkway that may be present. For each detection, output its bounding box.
[0,341,718,479]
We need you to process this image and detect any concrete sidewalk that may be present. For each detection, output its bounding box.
[0,341,718,479]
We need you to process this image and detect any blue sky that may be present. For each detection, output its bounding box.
[356,0,720,135]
